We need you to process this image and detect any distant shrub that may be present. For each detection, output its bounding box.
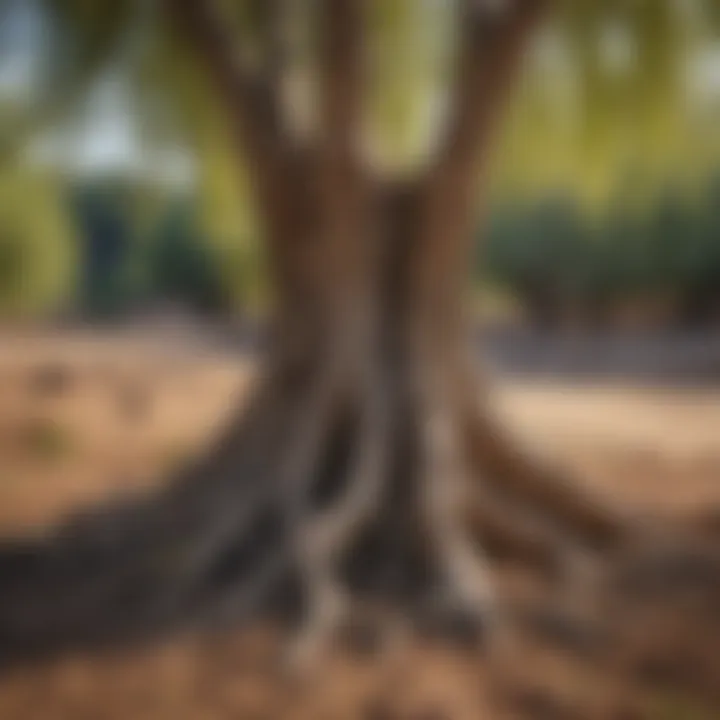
[482,180,720,330]
[71,186,253,319]
[71,184,143,319]
[146,202,232,315]
[0,173,76,318]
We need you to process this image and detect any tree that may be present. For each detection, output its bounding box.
[1,0,719,695]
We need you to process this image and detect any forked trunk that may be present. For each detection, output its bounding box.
[2,3,719,707]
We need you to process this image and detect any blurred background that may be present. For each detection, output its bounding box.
[0,0,718,352]
[1,2,720,718]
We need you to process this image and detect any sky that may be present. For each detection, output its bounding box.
[1,0,720,188]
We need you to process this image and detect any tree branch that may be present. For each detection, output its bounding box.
[317,0,365,171]
[315,0,370,305]
[431,0,548,193]
[249,0,287,94]
[410,0,548,320]
[163,0,286,201]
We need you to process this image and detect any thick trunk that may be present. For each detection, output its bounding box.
[0,175,624,660]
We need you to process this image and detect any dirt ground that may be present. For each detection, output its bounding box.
[0,331,719,719]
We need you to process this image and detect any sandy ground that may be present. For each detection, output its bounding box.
[0,332,718,719]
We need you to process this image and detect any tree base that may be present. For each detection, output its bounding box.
[0,342,718,705]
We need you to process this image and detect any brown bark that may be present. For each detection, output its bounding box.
[2,0,581,648]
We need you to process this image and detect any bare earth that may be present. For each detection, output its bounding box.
[0,331,719,719]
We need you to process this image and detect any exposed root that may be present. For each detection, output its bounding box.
[467,484,586,578]
[0,343,718,711]
[0,369,306,665]
[464,398,631,553]
[285,337,392,665]
[418,369,497,644]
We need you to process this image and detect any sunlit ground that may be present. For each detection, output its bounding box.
[0,328,719,719]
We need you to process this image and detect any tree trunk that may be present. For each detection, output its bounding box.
[0,168,632,666]
[0,0,615,665]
